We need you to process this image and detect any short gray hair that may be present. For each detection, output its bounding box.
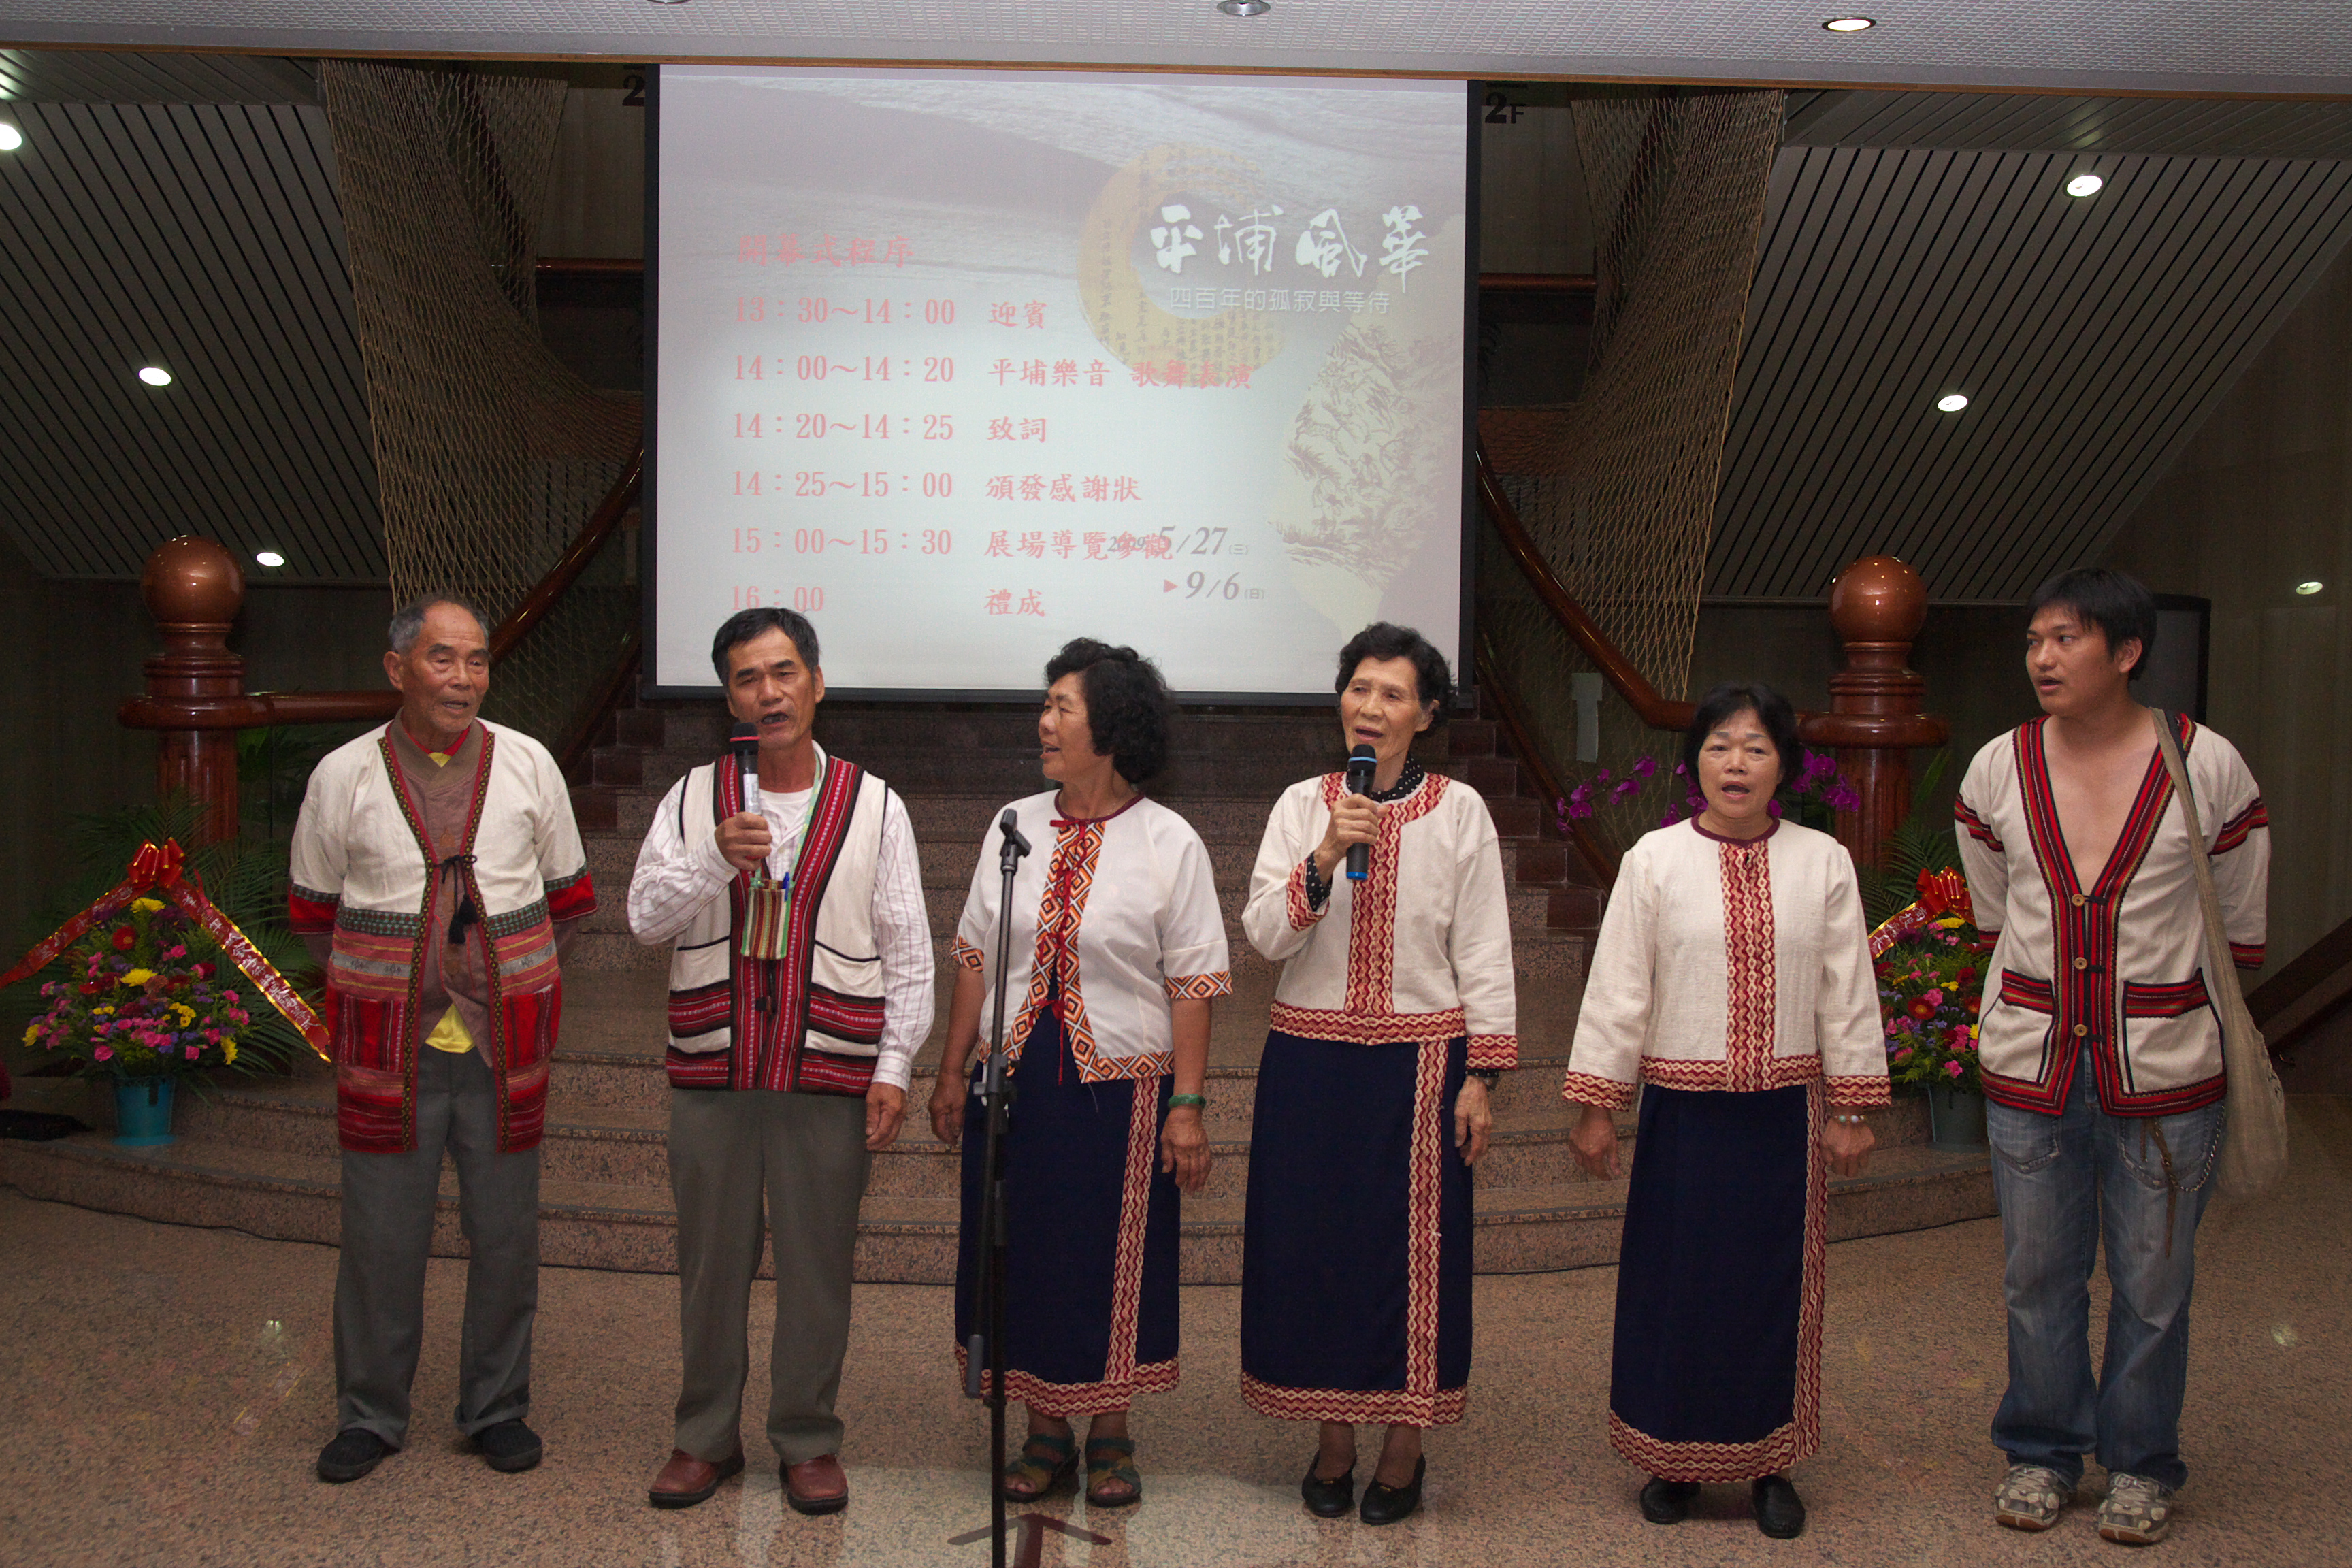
[388,593,489,655]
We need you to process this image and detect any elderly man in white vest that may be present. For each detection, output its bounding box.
[291,595,598,1485]
[627,606,934,1514]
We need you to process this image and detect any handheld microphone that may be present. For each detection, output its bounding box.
[1344,744,1377,881]
[729,721,760,791]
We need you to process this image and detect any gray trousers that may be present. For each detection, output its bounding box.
[670,1088,872,1465]
[334,1045,540,1445]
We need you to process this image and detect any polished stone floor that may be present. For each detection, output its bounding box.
[5,1096,2347,1568]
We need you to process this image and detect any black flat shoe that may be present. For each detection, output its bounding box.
[474,1418,544,1474]
[1640,1477,1700,1524]
[1301,1457,1355,1518]
[1359,1456,1424,1526]
[1753,1473,1806,1539]
[316,1428,391,1484]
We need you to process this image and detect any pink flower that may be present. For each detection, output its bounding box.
[1631,756,1659,781]
[1923,987,1944,1007]
[184,1045,200,1060]
[163,944,188,960]
[1945,1060,1963,1079]
[94,1045,113,1061]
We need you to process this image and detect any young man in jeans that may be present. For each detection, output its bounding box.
[1954,568,2268,1546]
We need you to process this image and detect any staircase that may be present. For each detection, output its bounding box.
[1,693,1995,1280]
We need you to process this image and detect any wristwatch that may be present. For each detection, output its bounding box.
[1466,1068,1501,1087]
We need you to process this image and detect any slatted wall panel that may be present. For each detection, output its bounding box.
[0,50,316,104]
[1710,146,2352,602]
[1786,91,2352,161]
[0,101,382,581]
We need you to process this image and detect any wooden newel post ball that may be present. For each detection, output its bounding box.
[1826,555,1931,870]
[139,536,248,845]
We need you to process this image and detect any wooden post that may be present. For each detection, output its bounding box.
[1827,555,1931,870]
[138,536,246,844]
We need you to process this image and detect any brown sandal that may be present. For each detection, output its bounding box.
[1085,1436,1141,1508]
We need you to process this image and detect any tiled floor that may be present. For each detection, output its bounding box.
[5,1096,2347,1567]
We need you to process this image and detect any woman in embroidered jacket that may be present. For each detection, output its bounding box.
[1239,623,1516,1528]
[1563,683,1889,1541]
[928,639,1228,1510]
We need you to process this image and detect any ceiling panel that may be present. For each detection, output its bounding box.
[1786,89,2352,159]
[0,100,382,581]
[1710,144,2352,602]
[0,47,315,102]
[5,1,2352,96]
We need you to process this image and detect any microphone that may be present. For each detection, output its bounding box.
[729,721,760,791]
[1344,744,1377,881]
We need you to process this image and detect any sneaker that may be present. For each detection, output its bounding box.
[2099,1473,2174,1546]
[473,1418,544,1474]
[316,1428,392,1484]
[1995,1463,2071,1531]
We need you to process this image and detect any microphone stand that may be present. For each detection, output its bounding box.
[966,808,1030,1568]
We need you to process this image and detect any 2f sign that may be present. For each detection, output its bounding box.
[1483,91,1525,125]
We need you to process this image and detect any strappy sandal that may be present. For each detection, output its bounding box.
[1000,1431,1077,1501]
[1084,1435,1142,1509]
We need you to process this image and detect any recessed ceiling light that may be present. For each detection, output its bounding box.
[1823,16,1874,31]
[137,366,173,387]
[1218,0,1273,14]
[646,0,690,5]
[1936,393,1969,412]
[2296,581,2324,595]
[2066,173,2104,198]
[255,550,286,568]
[0,124,22,152]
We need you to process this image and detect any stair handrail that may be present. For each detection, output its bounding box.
[118,448,645,841]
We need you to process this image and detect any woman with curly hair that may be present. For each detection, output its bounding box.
[929,638,1228,1509]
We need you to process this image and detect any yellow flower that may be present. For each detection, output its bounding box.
[122,968,155,987]
[169,1002,195,1026]
[131,898,165,913]
[221,1039,238,1064]
[20,1022,38,1047]
[93,1005,114,1016]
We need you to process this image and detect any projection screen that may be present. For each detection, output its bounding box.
[649,66,1474,698]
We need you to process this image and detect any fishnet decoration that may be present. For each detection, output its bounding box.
[322,62,642,753]
[1480,89,1782,854]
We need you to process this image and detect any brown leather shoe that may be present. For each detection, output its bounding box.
[649,1447,744,1509]
[784,1454,849,1516]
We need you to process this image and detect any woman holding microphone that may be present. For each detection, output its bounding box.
[1239,623,1517,1527]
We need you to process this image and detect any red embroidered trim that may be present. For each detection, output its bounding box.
[1825,1073,1893,1110]
[1402,1034,1446,1407]
[1240,1373,1468,1428]
[1719,837,1776,1092]
[1954,796,2004,850]
[1560,1068,1637,1110]
[1326,771,1451,1017]
[951,936,985,971]
[1102,1079,1159,1389]
[2213,798,2268,853]
[288,885,338,934]
[1002,817,1107,1074]
[1605,1081,1825,1481]
[957,1349,1180,1418]
[544,868,597,923]
[1268,1002,1465,1045]
[1164,970,1232,1000]
[2230,942,2266,968]
[1285,858,1322,932]
[1639,1055,1823,1092]
[1465,1033,1518,1070]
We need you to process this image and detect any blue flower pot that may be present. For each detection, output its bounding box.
[114,1077,178,1147]
[1928,1083,1987,1152]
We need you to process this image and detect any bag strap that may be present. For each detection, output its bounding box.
[2151,710,2239,1002]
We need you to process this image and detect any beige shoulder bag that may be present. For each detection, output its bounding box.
[2152,709,2288,1200]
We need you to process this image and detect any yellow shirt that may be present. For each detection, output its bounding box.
[424,1004,474,1054]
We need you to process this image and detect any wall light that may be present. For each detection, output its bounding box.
[137,366,173,387]
[1936,393,1969,412]
[2066,173,2104,198]
[2296,581,2324,595]
[255,550,287,568]
[1823,16,1874,31]
[1218,0,1273,13]
[0,124,22,152]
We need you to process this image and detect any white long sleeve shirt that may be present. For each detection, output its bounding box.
[627,766,934,1090]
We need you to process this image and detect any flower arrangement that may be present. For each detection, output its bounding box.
[1873,868,1992,1095]
[1558,749,1863,833]
[21,895,257,1082]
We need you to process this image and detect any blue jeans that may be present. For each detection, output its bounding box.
[1987,1049,2225,1490]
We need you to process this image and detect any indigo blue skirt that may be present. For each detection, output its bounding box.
[1239,1028,1474,1426]
[952,1012,1180,1416]
[1608,1081,1825,1481]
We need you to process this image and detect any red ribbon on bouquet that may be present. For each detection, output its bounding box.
[0,838,329,1061]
